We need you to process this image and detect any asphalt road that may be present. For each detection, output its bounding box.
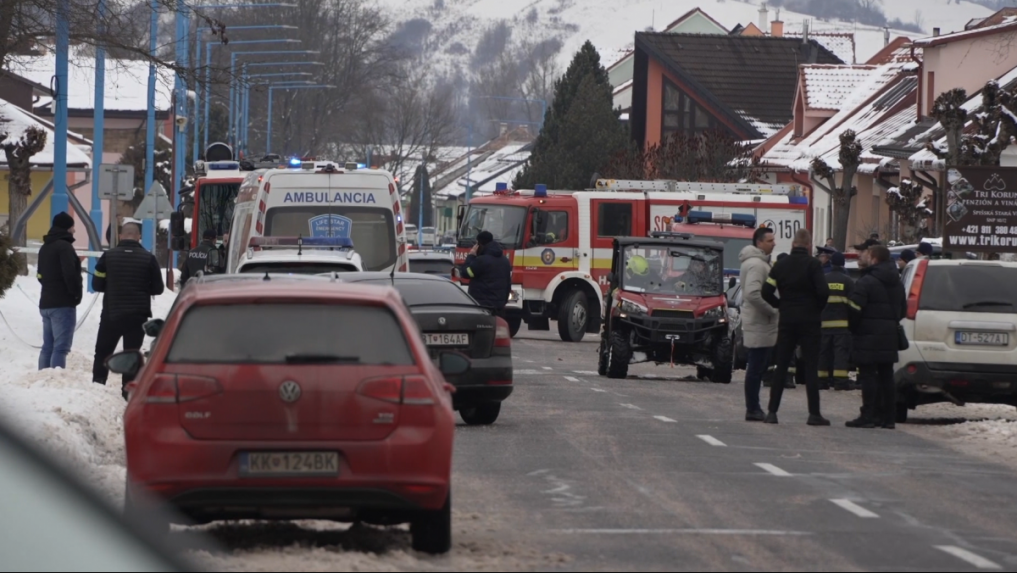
[448,326,1017,572]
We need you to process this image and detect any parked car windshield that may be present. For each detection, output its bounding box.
[919,265,1017,313]
[622,245,723,296]
[167,304,415,365]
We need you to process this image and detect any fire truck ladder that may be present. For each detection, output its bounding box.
[592,179,801,196]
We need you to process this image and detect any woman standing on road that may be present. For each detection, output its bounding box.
[846,245,907,429]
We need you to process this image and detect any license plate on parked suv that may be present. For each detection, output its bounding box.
[240,452,339,477]
[425,333,470,346]
[955,332,1010,346]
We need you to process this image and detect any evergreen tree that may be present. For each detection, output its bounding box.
[408,164,434,228]
[0,232,19,297]
[513,41,627,190]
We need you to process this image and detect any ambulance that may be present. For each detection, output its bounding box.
[227,161,408,274]
[454,179,808,342]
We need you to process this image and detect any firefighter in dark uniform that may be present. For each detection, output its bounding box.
[819,252,855,391]
[180,228,222,284]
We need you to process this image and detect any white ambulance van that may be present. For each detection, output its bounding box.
[227,162,408,274]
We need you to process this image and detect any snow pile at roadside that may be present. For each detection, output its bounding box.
[906,403,1017,468]
[0,269,177,504]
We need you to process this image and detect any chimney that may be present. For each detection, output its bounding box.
[802,19,810,44]
[771,12,784,38]
[884,26,890,46]
[759,3,768,33]
[933,27,941,37]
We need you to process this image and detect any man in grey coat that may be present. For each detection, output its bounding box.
[739,227,778,422]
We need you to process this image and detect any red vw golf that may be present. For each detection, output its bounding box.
[107,275,467,554]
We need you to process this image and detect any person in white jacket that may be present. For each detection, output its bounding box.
[739,228,779,421]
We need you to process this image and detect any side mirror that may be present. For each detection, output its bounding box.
[143,318,165,338]
[170,211,186,238]
[171,236,187,251]
[729,277,737,289]
[439,352,471,376]
[105,351,144,377]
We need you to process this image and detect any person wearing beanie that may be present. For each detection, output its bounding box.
[37,212,83,370]
[458,230,512,317]
[180,227,222,284]
[816,245,837,274]
[897,249,916,273]
[916,242,934,259]
[819,251,855,392]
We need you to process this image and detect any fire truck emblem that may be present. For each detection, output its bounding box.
[540,248,556,266]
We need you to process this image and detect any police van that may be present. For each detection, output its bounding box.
[227,161,408,274]
[235,236,364,275]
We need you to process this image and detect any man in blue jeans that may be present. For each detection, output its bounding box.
[37,212,83,369]
[738,227,778,421]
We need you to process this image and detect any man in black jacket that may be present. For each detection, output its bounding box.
[37,212,83,370]
[92,223,165,397]
[820,252,855,391]
[180,228,221,284]
[459,231,511,315]
[762,228,830,426]
[846,245,907,430]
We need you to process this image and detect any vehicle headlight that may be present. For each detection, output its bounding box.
[620,299,648,316]
[703,306,726,321]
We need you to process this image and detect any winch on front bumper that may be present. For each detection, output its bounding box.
[619,310,726,348]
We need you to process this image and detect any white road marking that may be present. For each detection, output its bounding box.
[619,403,642,411]
[591,388,607,393]
[542,367,553,370]
[552,529,810,536]
[564,376,580,382]
[514,369,541,376]
[574,371,599,375]
[830,499,879,519]
[697,435,726,447]
[934,546,1002,570]
[755,463,792,477]
[654,416,677,423]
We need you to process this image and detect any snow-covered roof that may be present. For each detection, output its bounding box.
[786,32,856,64]
[801,65,878,111]
[434,143,531,199]
[760,61,917,174]
[7,46,174,113]
[0,99,92,168]
[913,16,1017,47]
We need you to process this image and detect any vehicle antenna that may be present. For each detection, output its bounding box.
[263,272,270,281]
[298,234,303,257]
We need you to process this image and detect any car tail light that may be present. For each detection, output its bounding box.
[146,374,178,403]
[358,377,402,404]
[487,380,512,386]
[402,376,436,406]
[177,375,223,403]
[495,317,511,348]
[907,364,918,375]
[906,259,929,320]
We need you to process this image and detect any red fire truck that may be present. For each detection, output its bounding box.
[454,179,809,342]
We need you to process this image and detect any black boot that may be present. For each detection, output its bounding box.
[846,417,876,429]
[807,415,831,426]
[764,412,779,424]
[746,410,766,422]
[784,377,796,389]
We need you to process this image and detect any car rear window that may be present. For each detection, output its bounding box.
[239,262,360,275]
[409,259,454,275]
[920,265,1017,314]
[166,304,415,365]
[354,278,476,307]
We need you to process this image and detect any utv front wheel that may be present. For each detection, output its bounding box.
[710,335,734,384]
[606,329,631,379]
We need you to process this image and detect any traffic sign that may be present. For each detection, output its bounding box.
[98,164,135,200]
[134,181,173,220]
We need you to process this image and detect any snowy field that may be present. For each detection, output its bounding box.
[0,269,564,571]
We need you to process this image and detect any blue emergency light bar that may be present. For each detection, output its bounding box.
[675,210,756,228]
[288,157,302,167]
[535,184,548,198]
[208,161,240,170]
[250,236,354,249]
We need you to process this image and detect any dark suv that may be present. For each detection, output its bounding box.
[598,235,733,382]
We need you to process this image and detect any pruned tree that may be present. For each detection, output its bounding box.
[1,120,46,274]
[811,129,862,252]
[0,231,19,297]
[929,88,969,166]
[885,178,931,244]
[606,129,760,183]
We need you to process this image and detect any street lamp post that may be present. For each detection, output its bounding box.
[240,73,313,155]
[226,46,309,148]
[265,84,335,154]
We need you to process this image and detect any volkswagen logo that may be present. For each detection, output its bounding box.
[279,381,302,403]
[438,317,447,326]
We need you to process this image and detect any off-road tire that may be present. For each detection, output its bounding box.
[557,290,588,342]
[606,329,631,379]
[506,317,522,338]
[411,494,452,555]
[710,335,734,384]
[598,338,609,376]
[460,403,501,426]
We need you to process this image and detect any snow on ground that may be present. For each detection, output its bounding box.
[902,403,1017,470]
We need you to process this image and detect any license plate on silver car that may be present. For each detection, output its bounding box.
[426,333,470,346]
[240,452,339,477]
[955,332,1010,346]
